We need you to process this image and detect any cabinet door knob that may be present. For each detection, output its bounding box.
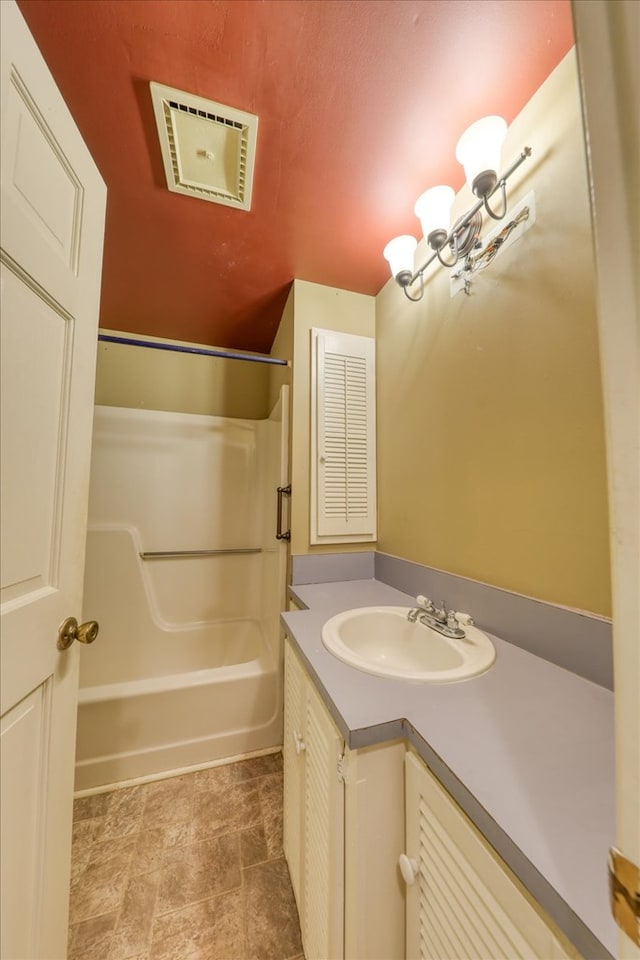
[293,731,306,754]
[399,853,419,886]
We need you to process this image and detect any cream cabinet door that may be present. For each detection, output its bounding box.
[282,638,345,960]
[283,638,306,907]
[404,752,578,960]
[0,3,106,957]
[302,675,345,960]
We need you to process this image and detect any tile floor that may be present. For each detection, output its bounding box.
[68,752,304,960]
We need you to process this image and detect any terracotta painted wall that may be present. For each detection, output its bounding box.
[376,51,611,616]
[95,330,270,419]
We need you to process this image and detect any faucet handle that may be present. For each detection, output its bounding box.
[416,595,435,612]
[433,600,447,620]
[446,609,458,630]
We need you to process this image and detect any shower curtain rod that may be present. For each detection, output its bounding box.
[97,334,289,367]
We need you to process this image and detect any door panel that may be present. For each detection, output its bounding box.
[0,2,106,956]
[0,684,50,960]
[1,34,83,308]
[0,267,70,609]
[572,3,640,956]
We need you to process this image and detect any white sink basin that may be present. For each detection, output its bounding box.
[321,606,496,683]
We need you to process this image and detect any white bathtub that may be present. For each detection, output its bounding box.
[75,523,282,791]
[75,638,280,791]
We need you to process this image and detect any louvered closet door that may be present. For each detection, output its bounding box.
[302,679,345,960]
[283,640,306,909]
[405,752,563,960]
[311,329,376,543]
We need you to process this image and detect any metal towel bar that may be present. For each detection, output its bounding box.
[139,548,262,560]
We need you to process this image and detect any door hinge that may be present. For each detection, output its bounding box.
[609,847,640,947]
[337,750,348,784]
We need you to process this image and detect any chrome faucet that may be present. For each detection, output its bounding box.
[407,595,467,639]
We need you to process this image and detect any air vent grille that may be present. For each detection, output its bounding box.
[150,82,258,211]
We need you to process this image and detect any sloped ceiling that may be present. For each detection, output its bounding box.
[17,0,574,354]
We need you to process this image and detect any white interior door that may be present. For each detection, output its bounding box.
[0,3,106,957]
[572,2,640,957]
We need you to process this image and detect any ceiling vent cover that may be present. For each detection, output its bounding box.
[150,81,258,211]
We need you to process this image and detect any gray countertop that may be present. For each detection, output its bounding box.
[281,578,616,960]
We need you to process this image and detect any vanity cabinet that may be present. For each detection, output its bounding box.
[403,751,579,960]
[283,639,345,960]
[283,635,581,960]
[284,636,408,960]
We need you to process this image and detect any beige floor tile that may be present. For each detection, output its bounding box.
[71,817,104,883]
[229,752,282,782]
[89,833,137,866]
[243,858,303,960]
[163,819,193,849]
[239,823,268,867]
[263,810,284,860]
[156,833,241,915]
[150,888,245,960]
[69,853,130,924]
[142,775,195,829]
[192,764,235,792]
[108,868,161,959]
[73,816,103,846]
[69,755,301,960]
[191,780,262,842]
[68,910,118,960]
[74,792,110,822]
[131,827,166,877]
[257,772,284,820]
[100,785,146,841]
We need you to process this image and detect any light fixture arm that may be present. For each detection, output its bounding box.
[482,179,508,220]
[402,146,531,301]
[435,233,459,268]
[402,273,425,302]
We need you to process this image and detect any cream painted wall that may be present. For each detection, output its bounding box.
[95,330,270,419]
[376,50,611,616]
[268,287,294,413]
[287,280,376,556]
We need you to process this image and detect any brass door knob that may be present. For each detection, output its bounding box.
[57,616,99,651]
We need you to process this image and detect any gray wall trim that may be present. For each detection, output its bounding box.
[375,552,613,689]
[291,551,375,585]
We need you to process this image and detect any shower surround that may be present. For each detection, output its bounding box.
[76,401,287,791]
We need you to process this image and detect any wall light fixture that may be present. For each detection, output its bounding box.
[383,116,531,301]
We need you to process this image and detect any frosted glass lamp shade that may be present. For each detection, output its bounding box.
[414,186,455,249]
[456,116,507,196]
[383,235,417,284]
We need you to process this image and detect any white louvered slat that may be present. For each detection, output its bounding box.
[283,642,305,911]
[304,705,331,957]
[283,638,345,960]
[421,807,527,959]
[311,329,376,542]
[302,679,344,960]
[405,753,561,960]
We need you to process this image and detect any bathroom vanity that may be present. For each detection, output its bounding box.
[281,579,616,960]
